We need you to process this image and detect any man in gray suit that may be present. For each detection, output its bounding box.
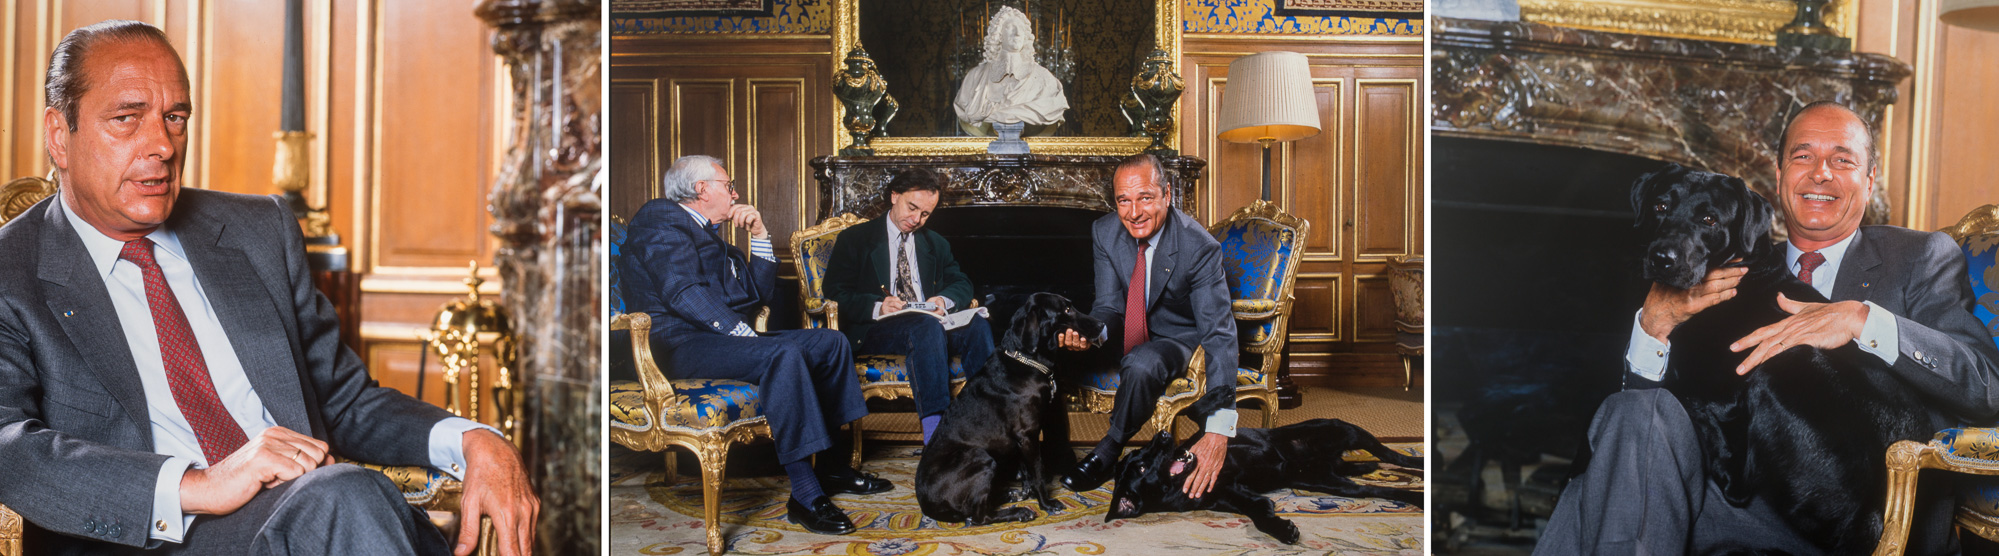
[1536,102,1999,554]
[0,20,537,555]
[1057,154,1240,498]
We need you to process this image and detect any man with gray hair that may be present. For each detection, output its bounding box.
[621,155,883,535]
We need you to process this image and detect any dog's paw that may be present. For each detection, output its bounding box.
[994,507,1036,523]
[1038,496,1063,515]
[1002,487,1030,503]
[1269,520,1301,544]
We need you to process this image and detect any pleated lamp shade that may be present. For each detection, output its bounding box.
[1943,0,1999,31]
[1217,51,1321,144]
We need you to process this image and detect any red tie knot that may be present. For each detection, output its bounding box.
[1798,251,1826,274]
[119,238,158,269]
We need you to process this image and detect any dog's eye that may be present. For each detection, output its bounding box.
[1701,215,1717,226]
[1654,203,1667,213]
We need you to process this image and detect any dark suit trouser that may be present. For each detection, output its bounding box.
[659,328,866,464]
[106,464,446,556]
[1099,338,1193,446]
[1535,389,1964,555]
[856,313,994,418]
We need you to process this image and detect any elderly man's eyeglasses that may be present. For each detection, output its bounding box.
[702,179,737,193]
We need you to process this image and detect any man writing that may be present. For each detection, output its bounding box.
[821,168,993,445]
[1056,154,1239,499]
[1536,101,1999,555]
[0,20,537,555]
[621,155,887,536]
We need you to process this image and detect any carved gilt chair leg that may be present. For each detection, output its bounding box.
[1874,440,1927,556]
[850,422,865,470]
[1261,391,1278,428]
[1401,355,1413,391]
[665,449,678,485]
[699,442,730,556]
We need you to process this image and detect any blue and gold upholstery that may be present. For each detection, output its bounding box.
[1877,204,1999,555]
[608,311,771,556]
[790,214,973,468]
[609,215,628,316]
[1074,200,1309,437]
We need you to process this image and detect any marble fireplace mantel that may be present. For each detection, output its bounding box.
[1431,16,1911,222]
[810,154,1206,221]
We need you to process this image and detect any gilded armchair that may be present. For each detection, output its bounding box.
[791,213,970,467]
[1075,200,1308,437]
[1874,204,1999,556]
[1389,256,1424,390]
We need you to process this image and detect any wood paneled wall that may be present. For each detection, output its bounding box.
[1855,0,1999,231]
[1181,37,1424,388]
[0,1,507,408]
[610,33,1423,388]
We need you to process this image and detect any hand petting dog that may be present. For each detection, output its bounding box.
[1640,263,1745,342]
[1181,433,1226,498]
[1730,293,1870,375]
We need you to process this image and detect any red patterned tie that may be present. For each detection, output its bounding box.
[1125,238,1150,355]
[120,239,247,465]
[1797,251,1827,286]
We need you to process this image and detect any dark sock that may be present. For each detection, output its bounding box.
[817,429,855,475]
[1090,437,1123,462]
[920,414,942,445]
[786,459,825,505]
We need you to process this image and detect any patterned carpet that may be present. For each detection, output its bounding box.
[610,442,1425,555]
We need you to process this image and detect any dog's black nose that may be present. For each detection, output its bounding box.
[1649,249,1678,272]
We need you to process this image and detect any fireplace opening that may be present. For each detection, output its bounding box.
[926,204,1106,330]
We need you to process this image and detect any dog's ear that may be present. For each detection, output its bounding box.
[1631,163,1680,226]
[1731,177,1774,259]
[1001,302,1038,353]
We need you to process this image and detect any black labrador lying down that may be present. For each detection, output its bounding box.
[1634,163,1932,554]
[1105,387,1424,544]
[915,293,1106,525]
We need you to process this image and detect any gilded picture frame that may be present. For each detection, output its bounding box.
[831,0,1181,156]
[1515,0,1856,45]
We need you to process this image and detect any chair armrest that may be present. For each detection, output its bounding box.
[611,313,679,413]
[802,298,842,330]
[1231,299,1279,320]
[0,503,18,556]
[755,307,770,333]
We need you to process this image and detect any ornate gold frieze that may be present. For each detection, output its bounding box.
[1516,0,1854,45]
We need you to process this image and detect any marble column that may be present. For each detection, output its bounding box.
[475,1,602,554]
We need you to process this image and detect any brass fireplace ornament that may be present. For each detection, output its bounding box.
[426,262,522,444]
[833,47,899,156]
[1122,49,1185,156]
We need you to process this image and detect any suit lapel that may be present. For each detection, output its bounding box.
[173,208,312,434]
[871,219,894,293]
[1832,228,1882,304]
[36,203,152,441]
[1147,211,1180,309]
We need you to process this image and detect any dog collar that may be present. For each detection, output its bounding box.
[1005,350,1053,376]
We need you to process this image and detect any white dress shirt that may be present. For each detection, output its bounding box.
[59,195,491,543]
[1626,230,1900,381]
[871,218,959,319]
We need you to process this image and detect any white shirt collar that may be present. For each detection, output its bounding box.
[679,203,710,227]
[1785,228,1859,277]
[58,193,188,280]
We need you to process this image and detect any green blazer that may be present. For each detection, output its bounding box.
[822,217,975,345]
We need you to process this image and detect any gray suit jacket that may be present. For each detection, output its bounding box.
[1089,207,1240,413]
[1837,226,1999,424]
[0,189,452,549]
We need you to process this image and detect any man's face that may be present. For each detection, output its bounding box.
[49,38,190,242]
[1113,167,1170,241]
[887,189,939,234]
[687,164,737,224]
[1775,106,1875,249]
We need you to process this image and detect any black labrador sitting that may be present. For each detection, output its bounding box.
[1105,387,1424,544]
[915,293,1106,525]
[1633,163,1932,554]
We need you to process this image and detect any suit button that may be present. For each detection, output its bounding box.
[108,524,121,537]
[1914,351,1925,362]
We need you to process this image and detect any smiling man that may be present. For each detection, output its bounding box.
[1536,101,1999,555]
[1056,153,1238,498]
[0,20,537,556]
[822,168,992,445]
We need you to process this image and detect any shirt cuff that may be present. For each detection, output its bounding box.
[1857,300,1901,366]
[749,238,775,262]
[429,417,504,481]
[150,457,194,543]
[730,322,758,337]
[1204,408,1239,438]
[1627,309,1670,382]
[940,297,956,311]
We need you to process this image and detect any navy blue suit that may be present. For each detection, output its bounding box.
[620,200,865,464]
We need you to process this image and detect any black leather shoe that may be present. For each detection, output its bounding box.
[787,497,857,535]
[1062,453,1114,492]
[820,465,893,495]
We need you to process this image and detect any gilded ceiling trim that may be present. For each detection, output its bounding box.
[1517,0,1855,45]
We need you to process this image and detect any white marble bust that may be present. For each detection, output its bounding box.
[952,6,1068,126]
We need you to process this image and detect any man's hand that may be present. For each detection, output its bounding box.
[455,429,539,556]
[1640,264,1747,342]
[882,295,907,314]
[1056,329,1091,351]
[1730,293,1870,375]
[925,296,950,316]
[1181,433,1228,499]
[180,426,333,515]
[727,204,768,239]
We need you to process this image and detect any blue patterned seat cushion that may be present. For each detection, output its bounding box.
[350,462,455,507]
[608,379,763,433]
[854,354,969,384]
[1962,233,1999,351]
[1081,367,1269,393]
[1938,427,1999,514]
